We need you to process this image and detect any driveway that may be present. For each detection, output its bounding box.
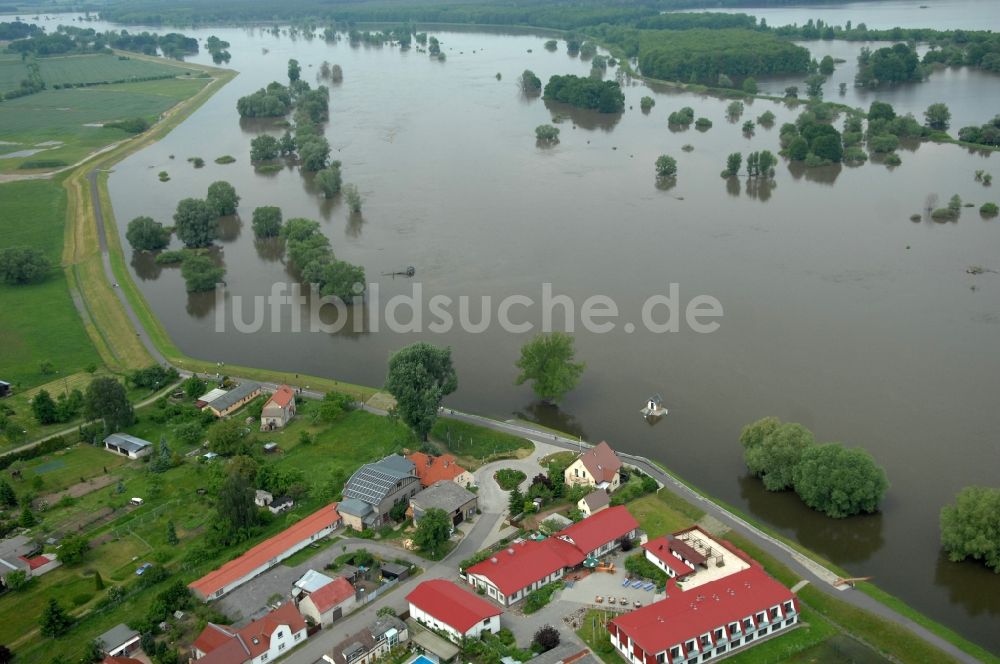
[473,439,563,513]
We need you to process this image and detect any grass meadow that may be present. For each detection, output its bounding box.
[0,53,190,94]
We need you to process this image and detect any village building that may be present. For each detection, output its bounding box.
[610,528,798,664]
[466,506,639,606]
[322,615,408,664]
[97,624,141,658]
[269,496,294,514]
[195,387,228,409]
[406,451,475,488]
[642,536,696,579]
[297,575,357,627]
[407,579,502,642]
[339,455,420,530]
[192,603,307,664]
[103,433,153,459]
[577,490,610,517]
[254,490,274,508]
[409,480,477,527]
[103,657,143,664]
[188,503,341,601]
[0,535,60,580]
[203,382,262,418]
[564,441,623,493]
[261,385,297,430]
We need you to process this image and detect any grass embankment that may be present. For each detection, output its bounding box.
[4,398,416,663]
[429,419,533,469]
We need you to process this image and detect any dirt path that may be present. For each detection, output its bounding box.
[35,473,117,507]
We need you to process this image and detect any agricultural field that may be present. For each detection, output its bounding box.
[0,178,102,390]
[0,53,191,95]
[0,76,209,172]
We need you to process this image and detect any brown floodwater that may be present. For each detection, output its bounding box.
[17,9,997,652]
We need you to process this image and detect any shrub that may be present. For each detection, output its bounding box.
[695,117,712,130]
[980,202,999,217]
[494,468,526,491]
[535,124,560,143]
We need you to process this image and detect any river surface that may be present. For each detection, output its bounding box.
[11,7,1000,653]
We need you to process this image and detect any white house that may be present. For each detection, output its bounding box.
[298,576,357,627]
[103,434,152,460]
[261,385,296,431]
[564,441,623,493]
[192,603,307,664]
[406,580,502,642]
[577,490,610,517]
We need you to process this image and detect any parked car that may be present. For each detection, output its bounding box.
[136,563,153,576]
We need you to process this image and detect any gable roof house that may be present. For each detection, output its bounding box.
[406,452,475,488]
[297,575,357,627]
[103,433,153,459]
[204,382,262,418]
[564,441,623,493]
[192,603,308,664]
[261,385,297,431]
[322,616,408,664]
[578,490,610,517]
[340,455,420,530]
[407,580,502,642]
[189,504,341,601]
[0,535,60,579]
[466,506,639,606]
[409,480,478,526]
[610,528,798,664]
[97,624,141,657]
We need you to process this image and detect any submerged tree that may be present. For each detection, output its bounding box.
[515,332,585,404]
[655,154,677,179]
[126,216,170,252]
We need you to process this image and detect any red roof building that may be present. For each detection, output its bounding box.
[557,505,639,557]
[407,580,503,641]
[261,385,297,431]
[565,441,623,492]
[466,507,638,606]
[193,603,308,664]
[189,504,341,600]
[299,576,357,627]
[103,658,142,664]
[641,537,696,579]
[406,452,474,488]
[610,561,798,663]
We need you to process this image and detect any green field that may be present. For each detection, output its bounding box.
[0,53,191,95]
[0,178,102,389]
[430,418,533,469]
[0,77,209,172]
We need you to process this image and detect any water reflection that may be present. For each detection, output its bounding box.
[131,251,163,281]
[543,100,622,132]
[725,176,741,197]
[514,400,588,441]
[737,475,884,564]
[218,215,242,243]
[253,237,285,262]
[186,290,218,319]
[745,178,774,202]
[346,212,365,238]
[787,161,842,185]
[934,552,1000,618]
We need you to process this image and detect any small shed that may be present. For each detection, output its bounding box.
[97,624,141,657]
[269,496,294,514]
[380,562,410,582]
[103,434,153,460]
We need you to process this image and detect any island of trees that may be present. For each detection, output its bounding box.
[740,416,889,518]
[543,74,624,113]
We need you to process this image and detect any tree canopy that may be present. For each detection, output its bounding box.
[0,246,50,285]
[206,181,240,216]
[173,198,217,248]
[85,377,135,434]
[126,216,170,252]
[251,206,283,238]
[741,419,814,491]
[515,332,585,403]
[384,342,457,440]
[414,507,452,557]
[940,486,1000,573]
[180,254,225,292]
[792,443,888,517]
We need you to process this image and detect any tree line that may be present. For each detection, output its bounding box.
[543,74,624,113]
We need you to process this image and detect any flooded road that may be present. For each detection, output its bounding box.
[12,8,999,652]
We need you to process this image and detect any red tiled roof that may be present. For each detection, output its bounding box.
[668,538,707,566]
[611,567,795,656]
[467,538,584,596]
[19,554,52,570]
[577,441,622,484]
[266,385,295,409]
[305,576,355,613]
[642,537,695,577]
[406,580,502,633]
[194,604,307,664]
[406,452,468,487]
[189,504,340,598]
[556,505,638,555]
[103,657,143,664]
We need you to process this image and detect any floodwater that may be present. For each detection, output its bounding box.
[10,7,1000,653]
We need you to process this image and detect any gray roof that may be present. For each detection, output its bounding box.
[97,623,139,650]
[582,490,610,510]
[338,497,373,517]
[103,433,152,453]
[344,454,416,505]
[380,562,408,576]
[369,615,406,640]
[410,480,476,513]
[0,535,35,572]
[295,569,336,593]
[209,382,261,412]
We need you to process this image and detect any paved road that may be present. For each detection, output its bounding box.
[77,161,978,663]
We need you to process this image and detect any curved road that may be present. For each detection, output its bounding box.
[82,167,978,663]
